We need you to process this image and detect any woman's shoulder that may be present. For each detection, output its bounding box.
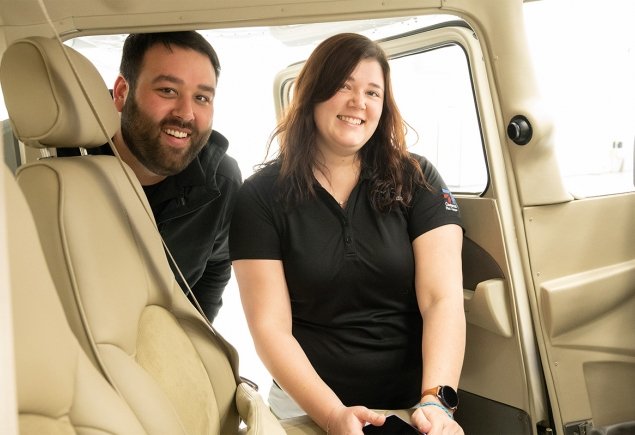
[407,151,432,170]
[407,152,443,181]
[244,161,281,184]
[239,161,282,202]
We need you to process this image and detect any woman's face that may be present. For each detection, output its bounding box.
[313,58,384,158]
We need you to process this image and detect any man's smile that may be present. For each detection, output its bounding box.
[163,128,190,139]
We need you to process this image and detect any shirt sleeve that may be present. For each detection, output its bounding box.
[190,258,231,322]
[184,154,241,322]
[406,155,463,241]
[229,173,283,260]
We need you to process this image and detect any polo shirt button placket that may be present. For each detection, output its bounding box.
[340,215,355,255]
[343,233,357,257]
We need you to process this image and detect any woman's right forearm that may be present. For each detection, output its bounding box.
[233,259,343,431]
[252,327,343,430]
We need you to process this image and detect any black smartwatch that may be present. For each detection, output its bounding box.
[422,385,459,412]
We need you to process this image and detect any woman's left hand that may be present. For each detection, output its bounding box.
[411,405,464,435]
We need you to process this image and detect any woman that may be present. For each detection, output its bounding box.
[229,33,465,435]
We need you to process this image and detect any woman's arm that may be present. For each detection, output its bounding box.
[410,224,465,434]
[232,259,385,434]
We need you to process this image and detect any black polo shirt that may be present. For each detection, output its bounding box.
[229,154,462,409]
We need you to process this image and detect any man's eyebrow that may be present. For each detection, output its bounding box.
[152,74,215,94]
[198,84,216,95]
[152,74,183,85]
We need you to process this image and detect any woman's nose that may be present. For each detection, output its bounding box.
[349,90,366,109]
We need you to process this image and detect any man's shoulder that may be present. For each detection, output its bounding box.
[198,131,241,183]
[216,153,241,184]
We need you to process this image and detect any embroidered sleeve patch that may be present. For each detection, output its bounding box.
[442,188,459,212]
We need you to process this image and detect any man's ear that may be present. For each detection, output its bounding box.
[113,75,129,112]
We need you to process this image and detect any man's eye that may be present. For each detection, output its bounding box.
[158,88,177,95]
[196,95,212,103]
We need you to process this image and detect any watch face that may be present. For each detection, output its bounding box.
[440,386,459,409]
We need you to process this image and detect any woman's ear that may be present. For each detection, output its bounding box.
[112,75,129,112]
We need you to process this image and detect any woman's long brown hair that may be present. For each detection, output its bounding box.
[265,32,426,212]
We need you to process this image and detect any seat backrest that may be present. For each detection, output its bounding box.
[1,36,288,435]
[4,163,147,435]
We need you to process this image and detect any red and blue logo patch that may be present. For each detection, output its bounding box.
[442,188,459,212]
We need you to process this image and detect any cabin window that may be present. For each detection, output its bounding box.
[525,0,635,197]
[389,44,486,193]
[67,15,464,183]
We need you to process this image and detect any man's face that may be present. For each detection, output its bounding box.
[116,44,217,176]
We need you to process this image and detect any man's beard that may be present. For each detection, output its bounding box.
[120,94,212,176]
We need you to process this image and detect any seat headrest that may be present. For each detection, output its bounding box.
[0,36,119,149]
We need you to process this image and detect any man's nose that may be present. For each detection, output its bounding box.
[172,97,195,121]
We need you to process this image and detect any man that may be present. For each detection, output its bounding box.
[63,32,241,322]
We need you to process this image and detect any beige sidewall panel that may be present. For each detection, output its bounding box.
[524,193,635,428]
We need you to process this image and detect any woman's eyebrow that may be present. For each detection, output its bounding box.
[347,75,384,91]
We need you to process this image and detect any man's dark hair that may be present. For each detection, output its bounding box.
[119,31,220,91]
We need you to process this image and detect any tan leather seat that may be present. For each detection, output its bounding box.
[1,36,312,434]
[4,163,147,435]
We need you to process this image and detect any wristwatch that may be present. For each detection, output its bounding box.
[421,385,459,412]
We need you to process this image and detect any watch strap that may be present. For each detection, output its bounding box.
[422,386,441,398]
